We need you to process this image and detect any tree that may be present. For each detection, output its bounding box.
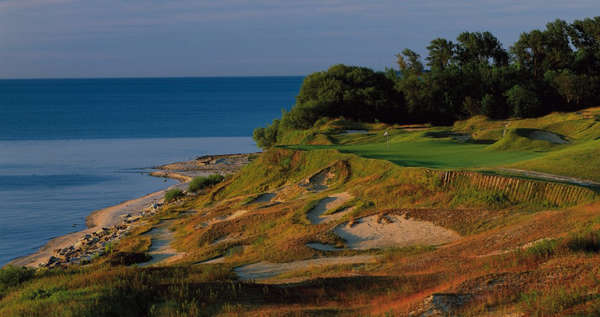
[280,64,404,129]
[396,49,424,75]
[426,38,455,71]
[505,85,540,118]
[455,31,509,67]
[511,20,574,79]
[543,19,574,70]
[569,17,600,75]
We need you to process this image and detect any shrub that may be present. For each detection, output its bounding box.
[109,252,151,266]
[164,189,184,202]
[525,239,558,259]
[0,265,35,292]
[253,119,280,148]
[188,174,225,193]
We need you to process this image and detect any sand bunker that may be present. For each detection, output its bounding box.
[234,255,377,281]
[527,130,568,144]
[307,192,354,225]
[334,214,460,250]
[300,167,337,192]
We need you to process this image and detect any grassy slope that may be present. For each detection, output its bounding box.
[283,108,600,182]
[3,109,600,316]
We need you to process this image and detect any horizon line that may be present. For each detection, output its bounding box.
[0,74,308,81]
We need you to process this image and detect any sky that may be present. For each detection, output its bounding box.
[0,0,599,79]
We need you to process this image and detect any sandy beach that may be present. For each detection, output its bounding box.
[9,182,188,268]
[8,153,254,268]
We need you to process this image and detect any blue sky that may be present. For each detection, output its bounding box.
[0,0,598,78]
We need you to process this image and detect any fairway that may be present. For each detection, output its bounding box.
[288,138,541,169]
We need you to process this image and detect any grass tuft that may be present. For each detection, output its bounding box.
[188,174,225,193]
[165,189,184,202]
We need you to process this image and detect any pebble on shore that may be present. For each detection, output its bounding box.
[41,202,163,268]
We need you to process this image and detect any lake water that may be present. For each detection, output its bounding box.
[0,77,303,265]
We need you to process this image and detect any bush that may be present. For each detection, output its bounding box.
[525,239,558,259]
[164,189,184,202]
[253,119,280,149]
[0,265,35,292]
[188,174,224,193]
[109,252,151,266]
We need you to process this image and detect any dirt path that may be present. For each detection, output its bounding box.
[234,255,377,281]
[139,221,185,267]
[334,214,460,250]
[307,192,354,225]
[494,168,600,188]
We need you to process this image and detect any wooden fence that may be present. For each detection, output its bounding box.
[437,171,598,206]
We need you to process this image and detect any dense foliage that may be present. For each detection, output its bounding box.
[164,188,184,202]
[188,174,224,193]
[0,266,35,295]
[254,16,600,148]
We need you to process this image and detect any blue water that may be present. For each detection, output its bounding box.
[0,77,302,140]
[0,77,303,265]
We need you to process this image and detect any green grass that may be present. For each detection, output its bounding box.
[286,135,540,169]
[188,174,225,193]
[511,139,600,182]
[164,189,184,202]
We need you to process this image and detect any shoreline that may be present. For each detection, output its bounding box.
[8,152,255,268]
[9,182,188,268]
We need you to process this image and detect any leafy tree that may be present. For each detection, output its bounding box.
[426,38,455,71]
[252,16,600,143]
[285,64,403,127]
[455,31,509,67]
[505,85,540,118]
[569,17,600,75]
[396,49,424,75]
[253,119,280,148]
[511,30,547,78]
[543,19,574,70]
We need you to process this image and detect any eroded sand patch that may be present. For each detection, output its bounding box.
[140,222,184,266]
[234,255,377,281]
[307,192,354,225]
[334,214,460,250]
[198,209,249,228]
[299,166,337,192]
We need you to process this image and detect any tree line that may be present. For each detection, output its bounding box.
[254,17,600,148]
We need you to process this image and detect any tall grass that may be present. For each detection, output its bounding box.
[188,174,224,193]
[164,189,184,202]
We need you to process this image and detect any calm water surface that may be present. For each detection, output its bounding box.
[0,77,302,265]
